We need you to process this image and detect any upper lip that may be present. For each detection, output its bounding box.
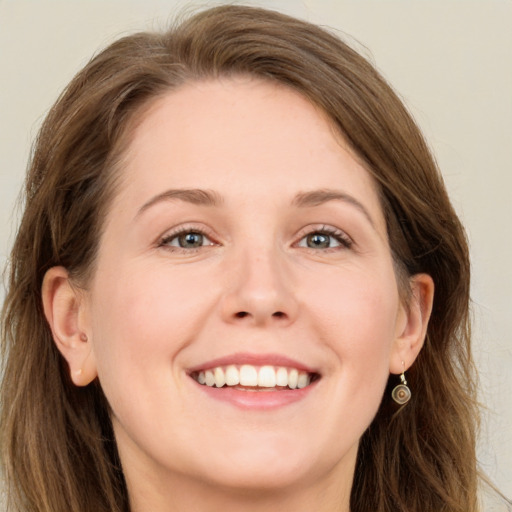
[187,352,319,374]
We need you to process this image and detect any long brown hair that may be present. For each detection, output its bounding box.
[1,5,478,511]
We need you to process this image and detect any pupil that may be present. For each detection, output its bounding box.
[179,232,203,248]
[307,233,330,248]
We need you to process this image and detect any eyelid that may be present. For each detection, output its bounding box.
[294,224,353,250]
[156,222,353,252]
[157,223,219,250]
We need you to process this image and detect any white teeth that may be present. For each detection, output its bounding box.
[297,372,310,389]
[194,364,315,390]
[225,365,240,386]
[214,367,225,388]
[239,365,258,386]
[205,370,215,387]
[258,365,276,387]
[276,367,288,386]
[288,369,298,389]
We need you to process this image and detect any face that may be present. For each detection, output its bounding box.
[80,78,413,497]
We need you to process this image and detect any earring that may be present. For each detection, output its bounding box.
[392,361,411,405]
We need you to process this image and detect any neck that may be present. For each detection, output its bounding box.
[127,460,353,512]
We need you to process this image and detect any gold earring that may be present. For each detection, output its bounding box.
[392,361,411,405]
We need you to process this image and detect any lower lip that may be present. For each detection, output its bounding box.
[192,379,318,410]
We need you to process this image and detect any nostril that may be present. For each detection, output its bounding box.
[232,311,287,320]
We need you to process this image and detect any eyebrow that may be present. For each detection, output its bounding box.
[136,187,375,228]
[136,188,222,218]
[292,189,375,228]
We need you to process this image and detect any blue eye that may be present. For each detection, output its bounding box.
[297,229,352,250]
[306,233,335,249]
[161,230,213,249]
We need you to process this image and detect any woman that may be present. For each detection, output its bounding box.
[0,4,501,511]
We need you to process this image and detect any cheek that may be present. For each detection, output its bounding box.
[88,261,218,374]
[305,268,400,352]
[292,269,400,464]
[85,262,221,440]
[302,265,400,408]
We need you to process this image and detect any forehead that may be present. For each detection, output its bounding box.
[112,77,385,229]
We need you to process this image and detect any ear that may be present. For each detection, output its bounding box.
[42,266,97,386]
[390,273,434,374]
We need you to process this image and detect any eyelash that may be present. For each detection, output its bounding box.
[158,226,217,253]
[295,225,353,251]
[158,225,353,253]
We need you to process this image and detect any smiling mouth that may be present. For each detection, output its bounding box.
[190,364,320,390]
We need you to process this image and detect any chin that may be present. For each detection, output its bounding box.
[202,461,311,493]
[186,440,328,494]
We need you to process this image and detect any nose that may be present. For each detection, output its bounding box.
[219,248,298,327]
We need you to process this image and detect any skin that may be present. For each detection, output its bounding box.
[43,77,433,512]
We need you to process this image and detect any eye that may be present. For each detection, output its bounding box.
[303,233,337,249]
[160,230,214,250]
[297,227,352,250]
